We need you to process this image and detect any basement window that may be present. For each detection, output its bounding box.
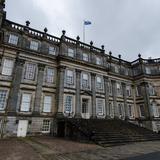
[41,120,51,133]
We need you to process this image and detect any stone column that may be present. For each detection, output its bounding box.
[141,82,151,119]
[112,80,118,118]
[56,65,66,117]
[7,58,25,114]
[91,73,96,118]
[104,76,109,118]
[122,83,128,119]
[33,63,45,114]
[75,69,81,118]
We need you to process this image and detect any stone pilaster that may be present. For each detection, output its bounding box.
[33,63,45,114]
[112,80,118,118]
[91,73,96,118]
[141,82,151,119]
[7,58,25,113]
[56,65,66,117]
[75,69,81,118]
[122,83,128,119]
[104,76,109,118]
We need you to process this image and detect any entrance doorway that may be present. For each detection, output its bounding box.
[17,120,28,137]
[82,98,90,119]
[57,121,65,137]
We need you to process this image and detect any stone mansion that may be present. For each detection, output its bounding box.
[0,1,160,137]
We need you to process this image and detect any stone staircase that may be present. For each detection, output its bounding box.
[64,119,160,146]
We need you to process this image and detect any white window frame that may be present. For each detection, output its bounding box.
[139,105,145,117]
[30,40,39,51]
[126,85,131,97]
[96,76,103,90]
[96,98,105,116]
[115,65,119,73]
[82,98,89,114]
[43,95,52,113]
[2,59,14,76]
[146,67,151,74]
[82,73,90,89]
[41,119,51,133]
[96,56,102,65]
[118,103,123,117]
[149,84,155,96]
[66,70,74,85]
[136,86,141,96]
[24,63,36,80]
[68,48,74,57]
[128,104,134,118]
[64,95,73,113]
[117,83,122,96]
[20,93,31,112]
[152,103,159,118]
[83,53,89,61]
[45,68,54,83]
[0,90,8,111]
[49,46,56,55]
[8,34,19,45]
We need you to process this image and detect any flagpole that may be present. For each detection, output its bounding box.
[83,20,85,43]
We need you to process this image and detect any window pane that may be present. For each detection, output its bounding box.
[8,34,18,45]
[140,105,145,117]
[0,90,7,110]
[66,70,74,84]
[96,99,104,115]
[21,94,31,112]
[65,96,72,113]
[83,53,89,61]
[118,104,123,116]
[2,59,14,76]
[43,96,52,112]
[96,57,101,65]
[82,74,89,89]
[46,68,54,83]
[49,46,56,55]
[82,99,88,113]
[42,120,50,132]
[68,48,74,57]
[30,41,39,51]
[25,63,36,80]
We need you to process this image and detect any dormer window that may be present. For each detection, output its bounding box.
[8,34,18,45]
[68,48,74,58]
[49,46,56,55]
[30,40,39,51]
[83,53,89,61]
[96,57,102,65]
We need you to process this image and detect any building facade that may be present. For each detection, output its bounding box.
[0,1,160,137]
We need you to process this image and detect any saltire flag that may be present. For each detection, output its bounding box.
[84,20,92,25]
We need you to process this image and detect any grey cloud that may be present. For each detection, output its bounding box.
[5,0,160,61]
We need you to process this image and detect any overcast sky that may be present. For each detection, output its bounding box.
[5,0,160,61]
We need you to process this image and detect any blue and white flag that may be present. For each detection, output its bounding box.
[84,20,92,25]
